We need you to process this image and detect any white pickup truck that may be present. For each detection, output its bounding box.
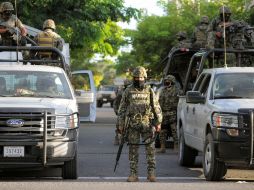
[0,46,79,179]
[178,67,254,181]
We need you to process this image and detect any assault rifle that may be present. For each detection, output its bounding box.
[0,22,37,46]
[114,116,130,172]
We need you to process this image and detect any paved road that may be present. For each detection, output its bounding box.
[0,105,253,190]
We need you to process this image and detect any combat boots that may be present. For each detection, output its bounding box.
[127,175,139,182]
[147,171,156,182]
[156,143,166,153]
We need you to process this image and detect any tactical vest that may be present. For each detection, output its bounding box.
[127,86,152,124]
[160,87,178,112]
[195,24,208,43]
[37,31,55,57]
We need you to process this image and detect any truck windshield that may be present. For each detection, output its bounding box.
[0,71,72,99]
[213,73,254,99]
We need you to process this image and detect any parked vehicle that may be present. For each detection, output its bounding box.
[96,85,116,108]
[177,48,254,181]
[0,46,79,179]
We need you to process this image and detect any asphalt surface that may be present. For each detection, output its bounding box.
[0,104,253,190]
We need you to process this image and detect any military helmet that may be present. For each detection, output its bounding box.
[132,66,147,78]
[176,31,187,39]
[219,6,231,15]
[164,75,176,84]
[0,2,14,12]
[200,16,209,24]
[43,19,56,30]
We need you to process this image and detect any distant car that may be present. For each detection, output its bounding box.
[97,85,116,107]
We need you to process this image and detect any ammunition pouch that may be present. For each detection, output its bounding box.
[130,113,151,128]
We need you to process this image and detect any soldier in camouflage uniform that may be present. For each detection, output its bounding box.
[174,31,192,48]
[192,16,209,49]
[34,19,64,59]
[0,2,27,46]
[113,79,131,145]
[157,75,179,153]
[206,6,237,66]
[118,66,162,182]
[206,6,234,49]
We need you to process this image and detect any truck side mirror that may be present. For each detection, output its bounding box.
[186,91,205,104]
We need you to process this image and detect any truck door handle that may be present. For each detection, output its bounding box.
[192,107,195,114]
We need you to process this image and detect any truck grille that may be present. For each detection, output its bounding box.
[238,109,254,165]
[0,108,55,136]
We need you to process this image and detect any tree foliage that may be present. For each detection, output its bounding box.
[3,0,139,85]
[116,0,253,78]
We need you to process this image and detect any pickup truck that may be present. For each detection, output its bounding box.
[178,67,254,181]
[0,46,79,179]
[97,85,116,107]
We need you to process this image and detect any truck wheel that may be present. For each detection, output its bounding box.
[178,127,197,166]
[203,133,227,181]
[62,153,78,179]
[97,101,102,108]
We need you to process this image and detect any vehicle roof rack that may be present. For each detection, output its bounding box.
[0,46,71,77]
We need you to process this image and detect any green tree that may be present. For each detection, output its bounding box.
[116,0,252,78]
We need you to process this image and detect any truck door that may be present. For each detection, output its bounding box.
[184,73,206,144]
[192,73,211,150]
[71,70,96,122]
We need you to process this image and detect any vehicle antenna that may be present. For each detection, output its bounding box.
[14,0,19,64]
[222,5,227,68]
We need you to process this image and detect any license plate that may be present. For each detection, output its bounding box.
[4,146,24,157]
[103,98,107,101]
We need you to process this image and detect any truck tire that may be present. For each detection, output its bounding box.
[178,127,197,166]
[62,153,78,179]
[203,133,227,181]
[97,101,103,108]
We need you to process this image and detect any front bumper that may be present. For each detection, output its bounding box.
[212,127,253,167]
[0,128,78,169]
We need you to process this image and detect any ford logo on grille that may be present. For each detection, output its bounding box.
[6,119,25,127]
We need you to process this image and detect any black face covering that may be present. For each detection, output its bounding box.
[133,80,145,89]
[164,81,172,87]
[220,14,231,22]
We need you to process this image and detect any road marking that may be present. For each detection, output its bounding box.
[78,176,203,180]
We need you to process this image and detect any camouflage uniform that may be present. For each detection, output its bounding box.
[174,31,192,48]
[0,2,27,46]
[206,6,233,48]
[113,79,131,145]
[34,19,63,59]
[118,66,162,182]
[206,6,237,66]
[158,75,179,153]
[192,16,209,49]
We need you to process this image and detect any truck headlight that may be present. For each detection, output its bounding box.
[55,113,79,129]
[212,113,238,128]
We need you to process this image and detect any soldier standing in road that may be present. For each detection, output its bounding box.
[0,2,27,46]
[113,79,131,145]
[118,66,162,182]
[157,75,179,153]
[191,16,209,49]
[34,19,63,58]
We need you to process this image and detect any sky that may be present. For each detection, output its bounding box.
[118,0,164,30]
